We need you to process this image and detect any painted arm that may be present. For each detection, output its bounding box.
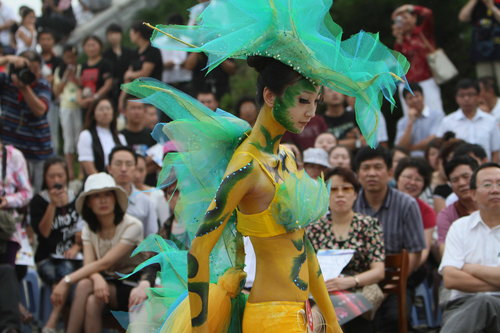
[442,266,499,292]
[305,238,343,333]
[463,264,500,288]
[188,157,254,332]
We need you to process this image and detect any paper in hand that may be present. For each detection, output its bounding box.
[317,249,355,281]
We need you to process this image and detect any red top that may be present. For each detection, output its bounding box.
[416,198,436,230]
[394,6,435,82]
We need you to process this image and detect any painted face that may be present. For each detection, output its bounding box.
[472,167,500,211]
[314,133,337,152]
[397,167,425,198]
[329,146,351,169]
[45,163,67,189]
[273,79,320,134]
[94,99,114,128]
[329,175,357,214]
[87,191,116,217]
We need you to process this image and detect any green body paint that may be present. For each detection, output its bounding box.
[195,162,254,237]
[273,78,317,134]
[305,237,323,278]
[187,253,199,279]
[189,282,209,327]
[250,125,282,154]
[290,237,308,290]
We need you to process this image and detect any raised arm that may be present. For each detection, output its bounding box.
[188,157,255,332]
[305,237,343,333]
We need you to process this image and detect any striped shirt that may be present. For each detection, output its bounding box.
[0,73,53,160]
[354,187,425,254]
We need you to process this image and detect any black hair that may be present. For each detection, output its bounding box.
[20,6,34,19]
[470,162,500,190]
[424,137,442,165]
[392,146,410,159]
[81,192,125,232]
[455,78,479,94]
[477,76,497,94]
[247,56,302,107]
[394,157,433,191]
[354,146,392,171]
[106,23,123,34]
[62,44,78,55]
[195,86,218,100]
[167,13,184,25]
[402,82,423,99]
[82,35,104,49]
[37,29,56,41]
[234,96,258,117]
[108,145,138,166]
[19,50,42,64]
[123,94,144,109]
[324,167,361,193]
[454,143,487,162]
[84,97,119,134]
[131,21,152,40]
[444,156,479,180]
[41,156,69,190]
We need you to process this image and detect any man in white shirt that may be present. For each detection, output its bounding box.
[436,79,500,162]
[0,1,16,54]
[439,163,500,333]
[478,76,500,128]
[395,83,444,156]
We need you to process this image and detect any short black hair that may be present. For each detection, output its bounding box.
[81,192,125,232]
[394,157,433,190]
[106,23,123,34]
[82,35,103,49]
[454,143,487,161]
[477,76,497,94]
[402,82,423,99]
[19,50,42,64]
[324,167,361,193]
[456,78,479,95]
[62,44,77,54]
[131,21,152,40]
[108,146,137,166]
[470,162,500,190]
[354,146,392,171]
[196,88,218,100]
[234,96,257,117]
[37,29,55,41]
[444,156,479,180]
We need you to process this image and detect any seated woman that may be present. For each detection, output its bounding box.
[306,167,385,332]
[77,98,127,176]
[50,173,144,333]
[30,157,82,333]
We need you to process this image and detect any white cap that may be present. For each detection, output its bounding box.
[303,148,330,168]
[75,173,128,214]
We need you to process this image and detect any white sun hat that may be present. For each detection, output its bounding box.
[303,148,331,168]
[75,173,128,214]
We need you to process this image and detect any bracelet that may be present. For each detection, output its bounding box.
[354,275,360,288]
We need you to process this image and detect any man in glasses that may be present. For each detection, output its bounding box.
[439,162,500,333]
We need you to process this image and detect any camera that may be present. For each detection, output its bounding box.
[8,64,36,85]
[53,184,63,190]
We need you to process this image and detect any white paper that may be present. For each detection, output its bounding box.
[317,249,355,281]
[51,253,84,261]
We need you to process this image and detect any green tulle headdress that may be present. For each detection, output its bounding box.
[146,0,409,146]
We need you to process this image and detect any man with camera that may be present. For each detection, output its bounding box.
[0,50,53,192]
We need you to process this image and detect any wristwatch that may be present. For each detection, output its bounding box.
[63,275,72,284]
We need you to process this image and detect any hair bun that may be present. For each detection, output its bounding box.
[247,56,274,73]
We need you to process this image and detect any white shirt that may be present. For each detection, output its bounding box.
[77,127,127,166]
[439,211,500,301]
[15,25,37,55]
[377,111,388,143]
[436,109,500,160]
[128,184,159,237]
[160,49,192,84]
[0,3,16,46]
[489,97,500,129]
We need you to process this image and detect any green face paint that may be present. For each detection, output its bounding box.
[273,78,317,134]
[250,125,282,154]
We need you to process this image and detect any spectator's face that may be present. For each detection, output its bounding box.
[38,33,55,52]
[27,60,41,79]
[322,87,345,107]
[472,167,500,212]
[315,133,337,152]
[133,157,147,187]
[94,100,114,127]
[239,101,258,127]
[391,150,408,174]
[329,146,351,169]
[83,39,102,58]
[62,50,77,65]
[125,100,146,126]
[106,31,122,46]
[449,164,474,201]
[144,106,158,129]
[397,167,425,198]
[164,183,179,213]
[357,157,390,193]
[108,151,136,186]
[197,93,218,111]
[426,147,439,170]
[45,163,67,189]
[404,91,424,112]
[23,12,36,26]
[329,175,357,214]
[456,87,479,114]
[304,163,326,179]
[87,191,116,217]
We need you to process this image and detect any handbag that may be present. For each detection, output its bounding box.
[360,283,384,320]
[420,33,458,85]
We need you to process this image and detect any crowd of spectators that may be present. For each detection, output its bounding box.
[0,1,500,333]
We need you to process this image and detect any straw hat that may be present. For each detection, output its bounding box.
[75,173,128,214]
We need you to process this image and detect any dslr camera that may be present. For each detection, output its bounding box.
[8,63,36,85]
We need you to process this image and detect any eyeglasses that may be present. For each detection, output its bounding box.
[450,172,472,184]
[478,182,500,191]
[331,185,355,194]
[400,174,424,184]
